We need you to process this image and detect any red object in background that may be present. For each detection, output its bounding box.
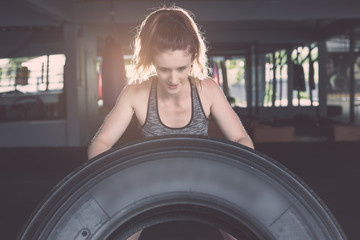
[97,62,103,99]
[101,36,127,110]
[213,61,220,86]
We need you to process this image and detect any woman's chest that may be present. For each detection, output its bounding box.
[157,98,192,128]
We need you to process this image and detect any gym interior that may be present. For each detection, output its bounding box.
[1,0,360,239]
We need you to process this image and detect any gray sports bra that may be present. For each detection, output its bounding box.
[141,78,208,138]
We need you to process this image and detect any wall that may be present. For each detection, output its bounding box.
[0,24,100,147]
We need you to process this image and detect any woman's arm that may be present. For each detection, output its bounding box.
[88,86,136,159]
[204,79,254,149]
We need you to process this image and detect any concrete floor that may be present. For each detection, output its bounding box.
[1,141,359,239]
[257,141,360,240]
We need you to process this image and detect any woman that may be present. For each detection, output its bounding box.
[88,6,253,159]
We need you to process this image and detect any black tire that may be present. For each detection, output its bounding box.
[19,136,346,240]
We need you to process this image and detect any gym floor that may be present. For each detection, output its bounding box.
[1,141,359,240]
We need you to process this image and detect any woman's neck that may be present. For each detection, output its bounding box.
[157,78,191,101]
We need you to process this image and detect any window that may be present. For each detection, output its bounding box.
[326,35,360,123]
[263,46,319,108]
[290,46,319,107]
[0,54,66,121]
[211,56,247,107]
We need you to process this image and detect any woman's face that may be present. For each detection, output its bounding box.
[153,49,193,95]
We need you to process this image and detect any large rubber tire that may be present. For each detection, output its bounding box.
[19,136,346,240]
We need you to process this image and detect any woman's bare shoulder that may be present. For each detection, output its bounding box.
[194,78,223,112]
[202,77,218,87]
[123,78,152,96]
[197,78,221,95]
[120,78,153,111]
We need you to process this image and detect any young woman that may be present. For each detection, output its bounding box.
[88,6,253,159]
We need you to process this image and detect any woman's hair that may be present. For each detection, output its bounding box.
[130,6,209,83]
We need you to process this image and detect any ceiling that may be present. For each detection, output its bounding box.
[1,0,360,57]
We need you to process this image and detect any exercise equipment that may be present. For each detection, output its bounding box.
[19,136,346,240]
[293,63,306,92]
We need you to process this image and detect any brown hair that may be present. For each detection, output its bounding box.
[130,6,208,83]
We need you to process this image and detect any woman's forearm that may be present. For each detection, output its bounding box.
[88,140,111,160]
[236,136,254,149]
